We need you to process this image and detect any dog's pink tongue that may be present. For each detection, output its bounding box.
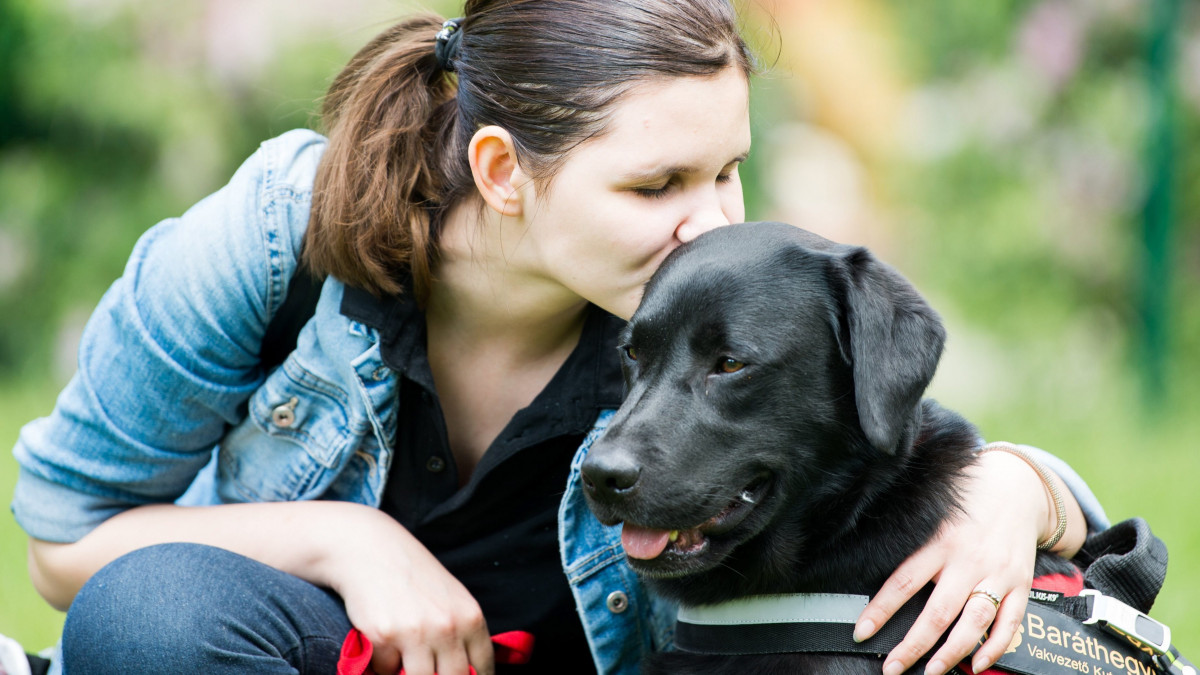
[621,523,672,560]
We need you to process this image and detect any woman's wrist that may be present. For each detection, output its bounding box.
[1042,464,1088,556]
[973,449,1049,541]
[977,443,1087,557]
[979,443,1064,549]
[305,502,417,592]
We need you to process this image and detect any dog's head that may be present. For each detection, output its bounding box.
[581,222,946,594]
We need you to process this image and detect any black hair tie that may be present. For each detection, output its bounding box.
[435,18,464,72]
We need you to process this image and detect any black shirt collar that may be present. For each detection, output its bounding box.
[340,284,625,425]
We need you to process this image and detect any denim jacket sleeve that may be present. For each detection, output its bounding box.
[11,129,329,543]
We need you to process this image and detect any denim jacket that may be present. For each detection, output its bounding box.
[11,129,675,673]
[11,130,1105,674]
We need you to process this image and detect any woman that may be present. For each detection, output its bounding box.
[11,1,1106,674]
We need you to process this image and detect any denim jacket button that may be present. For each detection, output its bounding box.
[606,591,629,614]
[426,456,446,473]
[271,397,299,428]
[371,366,389,381]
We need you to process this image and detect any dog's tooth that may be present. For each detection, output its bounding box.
[740,490,755,504]
[669,530,679,542]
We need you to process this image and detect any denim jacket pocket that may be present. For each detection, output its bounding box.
[216,358,355,502]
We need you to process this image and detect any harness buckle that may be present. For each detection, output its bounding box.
[1079,589,1172,657]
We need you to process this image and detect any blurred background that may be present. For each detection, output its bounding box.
[2,0,1197,654]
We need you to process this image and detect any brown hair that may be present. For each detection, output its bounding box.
[305,0,753,302]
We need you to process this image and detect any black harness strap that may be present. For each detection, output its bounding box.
[672,520,1193,675]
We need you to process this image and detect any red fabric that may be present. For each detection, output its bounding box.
[490,631,536,665]
[337,628,535,675]
[338,629,373,675]
[957,570,1085,675]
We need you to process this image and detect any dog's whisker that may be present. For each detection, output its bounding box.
[715,559,748,580]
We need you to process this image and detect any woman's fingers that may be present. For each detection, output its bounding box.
[878,570,973,675]
[370,637,486,675]
[465,629,497,675]
[427,607,488,675]
[369,642,403,675]
[968,588,1028,673]
[390,647,435,675]
[875,561,1033,675]
[369,609,490,675]
[430,648,472,675]
[920,582,1020,675]
[854,550,941,642]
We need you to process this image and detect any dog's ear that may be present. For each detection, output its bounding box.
[832,246,945,454]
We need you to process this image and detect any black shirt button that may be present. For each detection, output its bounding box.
[426,456,446,473]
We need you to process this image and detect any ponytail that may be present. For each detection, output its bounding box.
[305,14,461,302]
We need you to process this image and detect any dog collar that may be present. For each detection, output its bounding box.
[678,592,868,627]
[674,589,929,658]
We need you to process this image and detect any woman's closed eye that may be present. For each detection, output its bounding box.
[716,165,738,186]
[632,180,677,200]
[630,165,739,200]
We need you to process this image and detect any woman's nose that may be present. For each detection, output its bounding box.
[675,198,732,243]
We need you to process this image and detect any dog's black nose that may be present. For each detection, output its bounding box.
[581,451,642,501]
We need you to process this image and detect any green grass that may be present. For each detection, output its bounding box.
[1,380,65,651]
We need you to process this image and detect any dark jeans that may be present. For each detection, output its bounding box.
[62,543,353,675]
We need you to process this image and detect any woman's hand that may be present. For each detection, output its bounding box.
[325,508,495,675]
[853,449,1086,675]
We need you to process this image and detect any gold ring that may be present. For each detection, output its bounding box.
[970,589,1002,609]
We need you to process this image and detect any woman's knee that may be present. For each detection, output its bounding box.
[65,543,221,644]
[63,542,349,674]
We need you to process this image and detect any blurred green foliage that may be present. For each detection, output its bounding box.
[888,0,1199,400]
[884,0,1200,646]
[0,0,377,379]
[2,0,1197,655]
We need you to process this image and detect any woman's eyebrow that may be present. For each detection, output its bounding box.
[619,165,692,183]
[618,152,750,184]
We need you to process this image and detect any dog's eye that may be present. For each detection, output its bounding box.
[623,346,638,362]
[719,358,745,373]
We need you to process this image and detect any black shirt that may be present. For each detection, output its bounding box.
[340,287,624,674]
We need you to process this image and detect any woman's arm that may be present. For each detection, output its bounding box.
[14,131,493,675]
[854,449,1091,675]
[29,500,497,675]
[11,132,327,544]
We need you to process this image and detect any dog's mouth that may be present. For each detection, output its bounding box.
[619,475,772,576]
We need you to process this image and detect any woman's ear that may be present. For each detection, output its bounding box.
[468,125,531,217]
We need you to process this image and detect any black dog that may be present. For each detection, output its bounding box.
[581,222,1073,674]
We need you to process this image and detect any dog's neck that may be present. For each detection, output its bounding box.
[650,399,980,606]
[794,401,979,591]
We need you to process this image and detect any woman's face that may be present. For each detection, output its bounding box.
[518,67,752,321]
